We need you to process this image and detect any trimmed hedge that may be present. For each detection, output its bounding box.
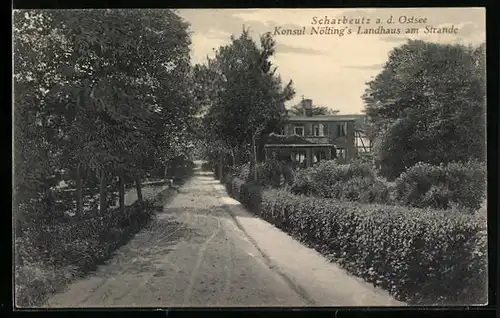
[226,176,487,305]
[224,174,262,213]
[394,161,486,211]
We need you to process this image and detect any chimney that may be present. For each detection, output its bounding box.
[302,99,313,117]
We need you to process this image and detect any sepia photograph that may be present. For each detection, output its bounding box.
[13,7,487,308]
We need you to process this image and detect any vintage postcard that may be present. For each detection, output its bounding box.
[13,7,487,308]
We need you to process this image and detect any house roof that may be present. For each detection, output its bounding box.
[265,144,335,148]
[287,115,361,122]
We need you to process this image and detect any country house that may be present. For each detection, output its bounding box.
[264,99,372,168]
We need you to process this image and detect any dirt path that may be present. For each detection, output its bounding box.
[45,163,404,307]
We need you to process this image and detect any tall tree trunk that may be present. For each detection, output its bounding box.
[119,168,125,215]
[252,136,258,182]
[218,154,223,180]
[135,174,143,204]
[76,163,83,219]
[164,163,168,182]
[234,147,241,166]
[230,149,235,167]
[99,171,106,215]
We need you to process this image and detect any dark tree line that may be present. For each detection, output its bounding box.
[363,40,486,179]
[14,9,199,226]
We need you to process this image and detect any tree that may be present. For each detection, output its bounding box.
[14,9,195,220]
[199,28,295,179]
[362,40,486,180]
[14,10,76,224]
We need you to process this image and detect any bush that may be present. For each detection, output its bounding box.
[394,161,486,211]
[15,199,158,307]
[256,160,282,187]
[223,173,235,194]
[261,189,487,305]
[239,181,262,212]
[291,160,391,204]
[224,175,262,212]
[360,177,395,205]
[201,162,212,171]
[255,159,294,188]
[231,163,251,181]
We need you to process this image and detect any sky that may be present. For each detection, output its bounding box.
[177,8,485,115]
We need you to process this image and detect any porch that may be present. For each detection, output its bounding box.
[264,144,339,169]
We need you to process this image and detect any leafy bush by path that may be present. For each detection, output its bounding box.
[229,163,251,181]
[256,160,293,188]
[14,167,194,308]
[394,161,486,211]
[227,177,487,305]
[201,162,212,171]
[291,160,391,204]
[223,173,235,194]
[15,200,157,307]
[224,173,262,212]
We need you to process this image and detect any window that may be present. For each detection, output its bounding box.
[312,124,325,136]
[313,150,325,164]
[294,125,304,136]
[336,148,347,160]
[337,122,347,137]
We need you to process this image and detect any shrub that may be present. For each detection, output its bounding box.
[225,176,262,212]
[290,167,316,196]
[239,181,262,212]
[231,178,246,201]
[291,160,391,203]
[201,162,212,171]
[360,177,394,205]
[223,173,235,194]
[255,159,294,188]
[256,160,282,187]
[394,161,486,211]
[231,163,251,181]
[15,199,158,307]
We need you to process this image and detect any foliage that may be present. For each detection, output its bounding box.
[14,9,196,223]
[363,40,486,180]
[255,159,294,188]
[14,9,197,306]
[290,160,388,203]
[224,175,262,213]
[15,199,157,307]
[229,162,252,181]
[196,28,295,172]
[393,160,486,211]
[226,178,487,305]
[264,133,313,145]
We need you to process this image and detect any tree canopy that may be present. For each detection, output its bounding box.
[362,40,486,180]
[14,9,196,221]
[196,28,295,169]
